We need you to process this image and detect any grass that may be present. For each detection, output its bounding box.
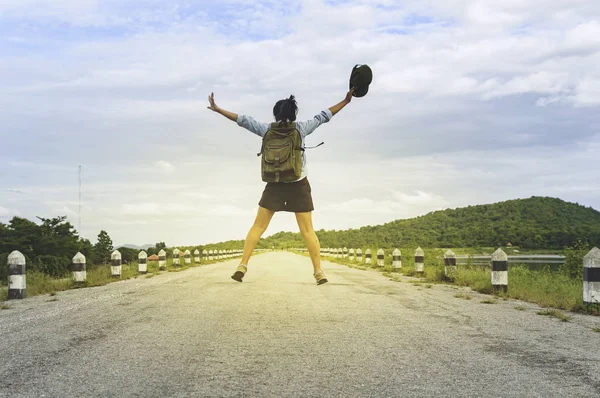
[46,297,59,302]
[1,304,9,310]
[454,292,472,300]
[536,309,572,322]
[0,253,246,302]
[515,305,527,311]
[480,298,497,304]
[592,326,600,333]
[304,249,588,315]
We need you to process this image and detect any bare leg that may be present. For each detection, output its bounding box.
[295,211,321,274]
[240,206,275,266]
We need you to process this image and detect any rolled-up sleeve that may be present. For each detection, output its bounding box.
[237,115,270,137]
[296,110,333,138]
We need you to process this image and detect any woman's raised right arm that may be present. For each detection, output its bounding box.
[207,92,238,122]
[208,92,269,137]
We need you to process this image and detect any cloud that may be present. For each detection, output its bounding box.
[155,161,175,174]
[1,0,600,245]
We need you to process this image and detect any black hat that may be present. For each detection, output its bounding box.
[349,64,372,97]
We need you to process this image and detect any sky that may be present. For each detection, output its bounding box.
[1,0,599,247]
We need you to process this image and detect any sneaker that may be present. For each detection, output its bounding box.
[313,270,328,285]
[231,264,247,282]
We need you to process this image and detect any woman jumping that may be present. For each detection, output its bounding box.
[207,87,355,285]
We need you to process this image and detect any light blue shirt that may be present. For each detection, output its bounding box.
[237,109,333,182]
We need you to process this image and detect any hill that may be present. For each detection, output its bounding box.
[258,197,600,249]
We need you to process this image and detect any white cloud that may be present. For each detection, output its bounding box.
[155,161,175,174]
[1,0,600,245]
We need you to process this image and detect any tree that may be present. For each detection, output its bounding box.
[155,242,166,251]
[94,230,113,264]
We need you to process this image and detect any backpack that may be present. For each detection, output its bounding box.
[257,122,303,183]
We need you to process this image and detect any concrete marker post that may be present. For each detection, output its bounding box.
[194,249,200,263]
[377,249,385,267]
[392,248,402,270]
[111,250,122,278]
[8,250,26,300]
[72,252,87,283]
[365,249,372,265]
[138,251,148,274]
[349,248,355,262]
[158,249,166,270]
[584,247,600,308]
[357,248,363,263]
[173,248,180,266]
[444,250,457,279]
[491,248,508,294]
[185,250,191,265]
[414,247,425,273]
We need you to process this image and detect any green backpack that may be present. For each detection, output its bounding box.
[257,122,303,183]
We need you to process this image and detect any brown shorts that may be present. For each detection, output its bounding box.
[259,177,314,213]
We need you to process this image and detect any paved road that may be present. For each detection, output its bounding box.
[1,252,599,397]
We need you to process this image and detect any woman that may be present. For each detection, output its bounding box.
[207,87,355,285]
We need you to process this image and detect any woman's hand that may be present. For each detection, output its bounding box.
[344,87,356,103]
[207,92,220,112]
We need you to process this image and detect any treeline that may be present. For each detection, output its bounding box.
[0,215,247,282]
[258,197,600,249]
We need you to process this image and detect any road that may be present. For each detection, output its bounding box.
[1,252,599,397]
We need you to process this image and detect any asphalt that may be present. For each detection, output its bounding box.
[1,252,599,397]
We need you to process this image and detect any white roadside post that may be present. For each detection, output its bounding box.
[173,248,180,266]
[444,250,457,279]
[208,250,214,261]
[158,249,166,270]
[8,250,26,300]
[584,247,600,308]
[337,248,342,259]
[185,250,191,265]
[343,247,348,259]
[377,249,385,267]
[111,250,122,278]
[357,248,363,263]
[194,249,200,263]
[392,249,402,270]
[414,247,425,273]
[349,248,355,262]
[202,249,208,262]
[138,251,148,274]
[365,249,372,265]
[491,248,508,293]
[72,252,87,283]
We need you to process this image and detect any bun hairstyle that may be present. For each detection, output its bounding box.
[273,95,298,126]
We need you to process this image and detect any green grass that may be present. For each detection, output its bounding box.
[536,309,572,322]
[1,304,9,310]
[454,292,472,300]
[480,298,497,304]
[592,326,600,333]
[307,249,585,314]
[0,253,243,302]
[514,305,527,311]
[46,297,59,302]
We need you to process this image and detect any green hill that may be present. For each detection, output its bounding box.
[259,197,600,249]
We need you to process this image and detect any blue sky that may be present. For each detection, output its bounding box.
[1,0,600,246]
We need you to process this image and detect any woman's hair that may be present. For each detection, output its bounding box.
[273,95,298,125]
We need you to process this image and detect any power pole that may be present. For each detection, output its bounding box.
[78,165,82,235]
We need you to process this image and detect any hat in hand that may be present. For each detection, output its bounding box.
[349,64,373,97]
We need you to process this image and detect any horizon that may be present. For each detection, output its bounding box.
[2,1,599,246]
[112,195,600,248]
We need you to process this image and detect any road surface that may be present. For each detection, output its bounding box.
[1,252,599,397]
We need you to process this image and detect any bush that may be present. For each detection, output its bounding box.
[561,239,589,280]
